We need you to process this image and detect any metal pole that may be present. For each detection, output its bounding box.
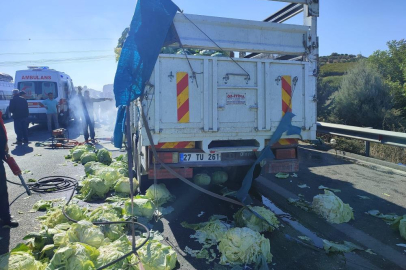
[365,141,370,157]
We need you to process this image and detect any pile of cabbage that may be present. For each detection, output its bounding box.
[182,206,277,268]
[2,189,178,270]
[0,147,180,270]
[76,154,134,201]
[69,145,112,165]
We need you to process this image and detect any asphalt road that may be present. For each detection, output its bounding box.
[1,119,405,270]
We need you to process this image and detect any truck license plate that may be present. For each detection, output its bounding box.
[180,153,221,162]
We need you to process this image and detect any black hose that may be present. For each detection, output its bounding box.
[8,175,150,270]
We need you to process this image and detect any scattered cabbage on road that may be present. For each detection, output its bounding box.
[65,220,106,248]
[181,216,230,247]
[218,227,273,265]
[124,197,155,219]
[96,236,132,269]
[234,206,279,232]
[312,190,354,224]
[129,239,177,270]
[77,177,110,201]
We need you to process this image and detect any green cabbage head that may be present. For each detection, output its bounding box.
[84,162,106,176]
[114,177,138,194]
[129,239,177,270]
[96,235,132,269]
[145,184,174,206]
[66,220,106,248]
[399,216,406,240]
[234,206,279,232]
[124,196,155,219]
[81,152,97,165]
[218,227,273,265]
[211,171,228,185]
[78,177,110,201]
[46,242,99,270]
[95,167,121,188]
[312,190,354,224]
[97,149,112,165]
[72,149,86,162]
[193,174,211,186]
[0,244,47,270]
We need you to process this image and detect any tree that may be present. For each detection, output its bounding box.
[333,60,393,129]
[369,40,406,117]
[114,27,130,62]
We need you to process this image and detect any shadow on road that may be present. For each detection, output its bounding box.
[11,145,33,156]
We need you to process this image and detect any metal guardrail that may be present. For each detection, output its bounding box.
[316,122,406,156]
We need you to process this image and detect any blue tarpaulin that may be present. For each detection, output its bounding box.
[235,112,302,204]
[113,0,179,147]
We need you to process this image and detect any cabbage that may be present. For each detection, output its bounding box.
[234,206,279,233]
[38,208,68,228]
[399,217,406,240]
[65,204,87,221]
[70,144,95,154]
[72,149,86,162]
[31,200,54,212]
[114,177,138,194]
[181,216,230,247]
[0,249,47,270]
[218,227,273,265]
[87,205,124,241]
[211,171,228,185]
[129,239,177,270]
[110,161,128,169]
[114,154,128,162]
[46,242,99,270]
[97,149,112,165]
[66,220,106,248]
[145,184,173,206]
[323,240,363,253]
[193,174,211,186]
[78,177,110,201]
[80,152,97,165]
[96,235,132,269]
[312,190,354,224]
[84,162,106,176]
[95,167,121,188]
[110,161,128,177]
[124,197,155,219]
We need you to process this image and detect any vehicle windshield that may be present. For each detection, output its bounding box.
[18,81,58,100]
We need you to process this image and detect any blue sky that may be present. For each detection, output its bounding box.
[0,0,405,90]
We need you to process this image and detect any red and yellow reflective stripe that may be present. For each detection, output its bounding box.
[275,77,296,147]
[155,141,195,149]
[281,75,292,116]
[275,138,298,146]
[177,72,190,123]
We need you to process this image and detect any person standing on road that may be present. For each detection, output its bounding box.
[41,92,59,133]
[0,111,19,227]
[9,89,29,144]
[81,90,111,142]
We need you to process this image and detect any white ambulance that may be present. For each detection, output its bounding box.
[14,66,75,125]
[0,81,14,119]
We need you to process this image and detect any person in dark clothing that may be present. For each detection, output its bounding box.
[81,90,111,142]
[0,111,19,227]
[9,89,29,144]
